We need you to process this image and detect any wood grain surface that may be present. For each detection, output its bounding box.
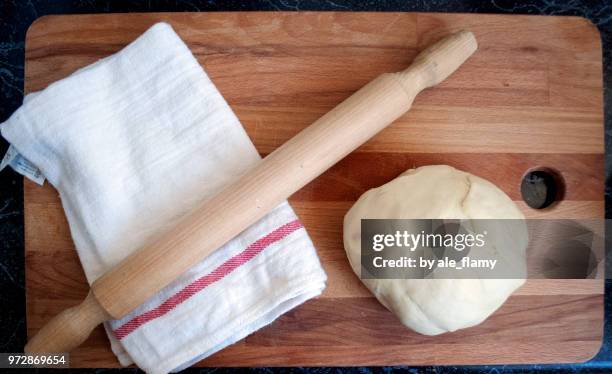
[23,12,604,367]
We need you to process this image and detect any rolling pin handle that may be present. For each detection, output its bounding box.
[397,30,478,91]
[25,291,109,354]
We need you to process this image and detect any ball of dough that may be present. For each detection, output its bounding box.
[343,165,527,335]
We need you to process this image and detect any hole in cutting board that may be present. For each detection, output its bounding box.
[520,167,565,209]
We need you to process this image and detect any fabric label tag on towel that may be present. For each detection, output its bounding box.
[0,145,45,185]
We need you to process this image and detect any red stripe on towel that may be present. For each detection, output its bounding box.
[113,219,304,340]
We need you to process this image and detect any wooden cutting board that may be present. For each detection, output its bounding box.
[24,12,604,367]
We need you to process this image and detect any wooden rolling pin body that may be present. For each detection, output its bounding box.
[25,30,477,353]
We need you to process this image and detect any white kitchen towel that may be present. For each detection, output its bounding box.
[1,22,327,373]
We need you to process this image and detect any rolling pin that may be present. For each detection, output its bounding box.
[25,30,477,353]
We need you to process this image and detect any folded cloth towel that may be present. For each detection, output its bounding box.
[1,22,327,373]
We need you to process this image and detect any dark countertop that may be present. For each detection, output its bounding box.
[0,1,610,372]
